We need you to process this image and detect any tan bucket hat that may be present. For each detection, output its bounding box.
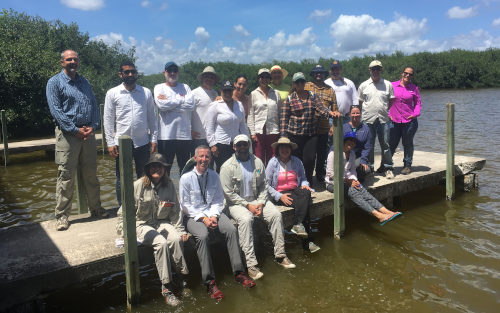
[271,137,298,150]
[270,65,289,79]
[197,66,220,83]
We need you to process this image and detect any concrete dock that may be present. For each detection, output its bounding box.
[0,134,103,154]
[0,151,486,311]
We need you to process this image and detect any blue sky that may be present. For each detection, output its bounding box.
[3,0,500,74]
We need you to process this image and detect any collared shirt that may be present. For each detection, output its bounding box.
[248,87,281,135]
[325,149,357,184]
[357,78,394,124]
[324,77,358,116]
[46,70,100,134]
[192,86,218,139]
[280,91,330,136]
[179,168,224,220]
[239,158,255,201]
[304,82,338,134]
[103,84,157,148]
[154,82,195,140]
[205,100,249,147]
[390,81,422,123]
[342,121,372,165]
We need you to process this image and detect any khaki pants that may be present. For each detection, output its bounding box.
[54,127,101,218]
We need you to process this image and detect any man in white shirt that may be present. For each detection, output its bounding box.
[104,61,158,205]
[357,60,395,179]
[179,145,256,301]
[154,62,195,176]
[191,66,219,155]
[324,60,358,120]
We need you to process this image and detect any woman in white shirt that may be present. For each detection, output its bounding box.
[205,80,249,172]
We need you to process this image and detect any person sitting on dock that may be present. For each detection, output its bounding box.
[220,134,295,281]
[179,145,256,301]
[326,132,402,225]
[116,153,189,307]
[46,49,108,231]
[266,137,321,253]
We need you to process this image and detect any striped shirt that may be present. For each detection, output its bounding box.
[46,70,100,134]
[280,91,330,136]
[304,82,338,134]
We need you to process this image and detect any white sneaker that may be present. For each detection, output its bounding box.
[247,266,264,280]
[308,242,321,253]
[385,170,394,179]
[277,257,296,269]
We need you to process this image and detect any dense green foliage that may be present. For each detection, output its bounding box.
[0,9,134,138]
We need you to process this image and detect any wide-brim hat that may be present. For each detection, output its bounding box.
[271,137,298,150]
[197,66,220,83]
[270,65,288,79]
[143,153,170,174]
[310,64,329,76]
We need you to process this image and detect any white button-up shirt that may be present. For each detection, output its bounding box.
[324,77,358,116]
[103,84,157,147]
[191,86,218,140]
[205,100,249,147]
[248,87,281,135]
[357,78,394,124]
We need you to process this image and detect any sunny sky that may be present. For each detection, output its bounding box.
[4,0,500,74]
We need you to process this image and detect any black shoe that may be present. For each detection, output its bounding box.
[90,207,110,218]
[376,166,385,174]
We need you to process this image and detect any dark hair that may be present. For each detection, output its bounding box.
[403,66,414,72]
[349,104,361,114]
[234,75,247,83]
[120,60,136,72]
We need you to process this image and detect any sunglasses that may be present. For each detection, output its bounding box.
[65,57,79,62]
[403,72,414,77]
[235,142,249,147]
[260,75,271,79]
[166,68,179,73]
[122,69,137,75]
[370,67,382,72]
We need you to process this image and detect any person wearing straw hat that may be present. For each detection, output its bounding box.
[248,68,281,166]
[265,137,321,253]
[116,153,189,307]
[269,65,290,101]
[220,134,295,281]
[191,66,220,155]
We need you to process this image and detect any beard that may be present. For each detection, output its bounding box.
[122,76,137,86]
[166,76,178,84]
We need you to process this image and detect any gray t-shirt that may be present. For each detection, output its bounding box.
[239,158,254,201]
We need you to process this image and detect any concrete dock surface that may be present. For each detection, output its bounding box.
[0,134,103,154]
[0,150,486,311]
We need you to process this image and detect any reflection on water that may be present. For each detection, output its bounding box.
[1,88,499,312]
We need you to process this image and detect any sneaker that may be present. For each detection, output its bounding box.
[247,266,264,280]
[277,257,296,269]
[161,286,180,306]
[235,272,256,288]
[291,223,308,238]
[400,167,411,175]
[308,242,321,253]
[385,170,394,179]
[376,166,385,174]
[90,207,110,218]
[207,280,223,300]
[56,215,69,231]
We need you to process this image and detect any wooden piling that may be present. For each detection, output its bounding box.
[333,116,345,239]
[446,103,455,200]
[76,168,88,214]
[100,104,105,155]
[119,135,140,308]
[1,110,9,166]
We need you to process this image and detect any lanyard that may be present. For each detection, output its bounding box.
[196,172,208,204]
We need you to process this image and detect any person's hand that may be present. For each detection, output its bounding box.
[192,131,201,139]
[215,95,222,101]
[75,127,86,139]
[251,135,258,143]
[157,94,167,100]
[301,185,312,191]
[202,217,212,228]
[150,142,157,154]
[211,145,219,157]
[181,234,189,242]
[361,164,369,171]
[108,145,119,158]
[407,115,414,120]
[351,180,361,189]
[329,110,341,118]
[279,194,293,206]
[329,125,334,136]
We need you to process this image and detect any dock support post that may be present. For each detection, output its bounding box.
[446,103,455,200]
[76,168,88,214]
[100,104,105,155]
[333,116,345,239]
[119,135,141,308]
[1,110,9,166]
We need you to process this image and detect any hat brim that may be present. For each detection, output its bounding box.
[143,160,170,174]
[271,142,298,150]
[271,68,288,79]
[197,72,220,83]
[310,70,329,76]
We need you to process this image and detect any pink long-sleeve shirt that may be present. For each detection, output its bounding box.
[389,81,421,123]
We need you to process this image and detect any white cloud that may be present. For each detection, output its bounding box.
[60,0,104,11]
[234,24,251,37]
[447,29,500,50]
[310,9,332,20]
[492,18,500,26]
[286,27,316,46]
[141,1,150,8]
[194,26,210,44]
[447,6,478,19]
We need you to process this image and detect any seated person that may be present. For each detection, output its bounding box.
[179,145,255,301]
[220,135,295,281]
[265,137,321,253]
[116,153,188,307]
[326,132,402,225]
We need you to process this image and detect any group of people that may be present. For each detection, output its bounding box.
[46,49,421,306]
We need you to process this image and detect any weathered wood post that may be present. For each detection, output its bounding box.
[100,104,105,155]
[119,135,141,308]
[446,103,455,200]
[76,168,88,214]
[333,116,345,239]
[1,110,9,166]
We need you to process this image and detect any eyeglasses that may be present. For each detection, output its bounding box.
[65,57,79,62]
[166,68,179,73]
[122,69,137,75]
[235,142,249,147]
[370,67,382,72]
[259,75,271,79]
[402,72,414,77]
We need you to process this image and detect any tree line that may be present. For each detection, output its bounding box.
[1,9,499,139]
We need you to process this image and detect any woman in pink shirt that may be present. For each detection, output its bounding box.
[389,66,421,175]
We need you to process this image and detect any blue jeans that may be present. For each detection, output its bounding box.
[389,119,418,167]
[115,143,150,205]
[367,119,393,171]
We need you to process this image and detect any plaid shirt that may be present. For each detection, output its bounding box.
[304,82,338,134]
[280,91,330,136]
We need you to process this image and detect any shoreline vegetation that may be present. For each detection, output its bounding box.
[1,9,500,139]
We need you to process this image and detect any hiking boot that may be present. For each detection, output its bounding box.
[400,167,411,175]
[308,241,321,253]
[56,215,69,231]
[277,257,296,269]
[207,280,223,300]
[291,223,308,238]
[90,207,110,218]
[235,272,256,288]
[247,266,264,280]
[385,169,394,179]
[161,286,180,306]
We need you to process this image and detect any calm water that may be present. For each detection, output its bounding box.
[1,89,499,312]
